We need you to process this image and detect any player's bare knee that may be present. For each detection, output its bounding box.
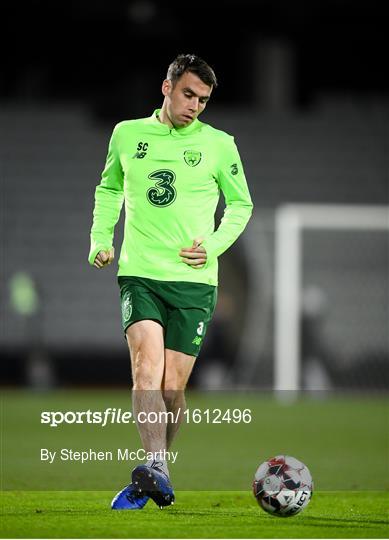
[163,375,187,392]
[163,364,191,392]
[133,378,156,391]
[133,368,158,391]
[132,352,162,390]
[162,388,185,407]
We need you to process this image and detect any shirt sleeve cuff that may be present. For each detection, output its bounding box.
[88,243,111,265]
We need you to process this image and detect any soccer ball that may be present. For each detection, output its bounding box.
[253,455,313,517]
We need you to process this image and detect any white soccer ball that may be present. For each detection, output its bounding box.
[252,455,313,517]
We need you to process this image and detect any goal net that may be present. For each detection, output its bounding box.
[274,204,388,394]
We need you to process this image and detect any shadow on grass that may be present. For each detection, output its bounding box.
[302,515,388,528]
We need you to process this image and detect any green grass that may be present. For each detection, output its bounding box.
[1,389,388,537]
[1,490,388,538]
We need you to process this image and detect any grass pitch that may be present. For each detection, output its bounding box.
[1,490,388,538]
[1,389,388,538]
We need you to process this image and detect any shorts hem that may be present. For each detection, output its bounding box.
[164,344,199,358]
[124,318,165,335]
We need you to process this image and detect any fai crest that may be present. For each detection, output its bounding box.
[121,293,133,324]
[184,150,202,167]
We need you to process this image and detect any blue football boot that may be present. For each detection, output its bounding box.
[132,463,175,509]
[111,483,149,510]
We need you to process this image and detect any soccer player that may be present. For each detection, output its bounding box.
[88,54,253,510]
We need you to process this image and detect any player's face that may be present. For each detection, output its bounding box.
[162,71,212,127]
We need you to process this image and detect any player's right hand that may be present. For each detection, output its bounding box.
[93,248,114,269]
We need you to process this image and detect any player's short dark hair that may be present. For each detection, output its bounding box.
[167,54,218,88]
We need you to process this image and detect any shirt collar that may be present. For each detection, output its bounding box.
[149,109,201,135]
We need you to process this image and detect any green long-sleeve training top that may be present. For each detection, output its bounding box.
[89,110,253,286]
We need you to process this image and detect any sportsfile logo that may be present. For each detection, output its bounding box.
[41,407,252,426]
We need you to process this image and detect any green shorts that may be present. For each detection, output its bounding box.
[118,276,218,357]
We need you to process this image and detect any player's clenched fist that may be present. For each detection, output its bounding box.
[94,248,115,269]
[179,238,207,268]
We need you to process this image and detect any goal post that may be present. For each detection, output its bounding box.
[274,204,389,394]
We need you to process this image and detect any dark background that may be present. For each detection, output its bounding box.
[3,0,388,119]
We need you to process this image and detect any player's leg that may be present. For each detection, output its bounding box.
[112,320,166,510]
[113,320,172,509]
[131,347,194,509]
[126,320,167,455]
[127,320,175,508]
[163,349,196,449]
[113,277,169,510]
[162,295,216,452]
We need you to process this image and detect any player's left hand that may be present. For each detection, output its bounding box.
[179,238,207,268]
